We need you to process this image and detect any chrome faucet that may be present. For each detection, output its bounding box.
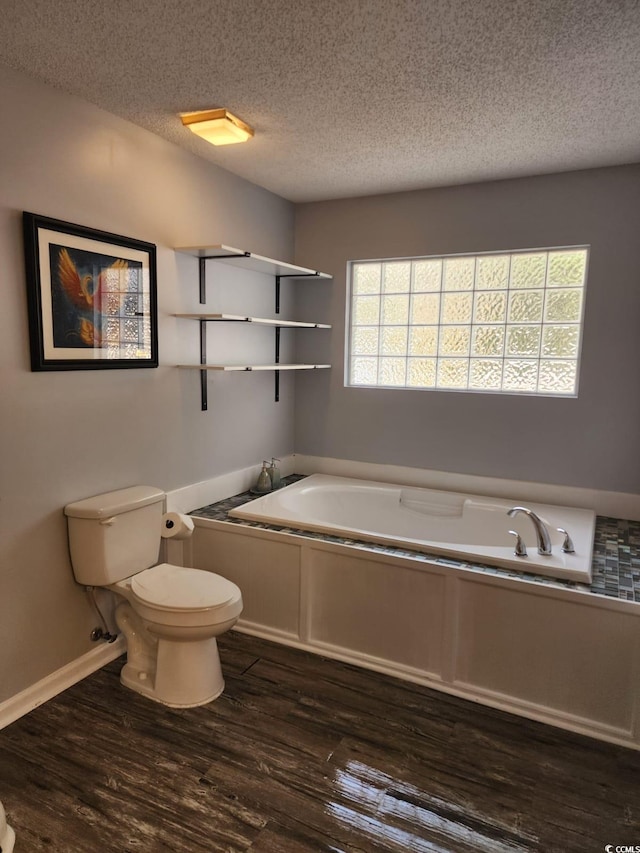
[557,527,575,554]
[507,506,552,556]
[508,529,528,557]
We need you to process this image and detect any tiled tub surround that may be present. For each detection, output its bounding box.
[191,477,640,750]
[193,475,639,601]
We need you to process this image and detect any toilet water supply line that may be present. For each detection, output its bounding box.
[85,586,118,643]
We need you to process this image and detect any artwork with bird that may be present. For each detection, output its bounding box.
[50,244,139,348]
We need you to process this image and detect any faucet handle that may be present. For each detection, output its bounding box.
[508,529,528,557]
[557,527,575,553]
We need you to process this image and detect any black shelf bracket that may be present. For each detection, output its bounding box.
[199,257,206,304]
[275,276,280,401]
[194,255,321,408]
[199,319,208,411]
[271,272,320,402]
[275,326,281,402]
[197,252,251,409]
[198,252,251,304]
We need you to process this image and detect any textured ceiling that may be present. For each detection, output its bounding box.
[1,0,640,202]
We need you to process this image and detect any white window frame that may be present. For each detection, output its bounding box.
[346,246,589,397]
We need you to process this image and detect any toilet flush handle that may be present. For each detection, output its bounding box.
[99,516,117,526]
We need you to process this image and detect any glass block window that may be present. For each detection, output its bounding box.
[348,247,588,396]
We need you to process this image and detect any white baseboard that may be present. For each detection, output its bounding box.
[0,638,125,730]
[293,454,640,520]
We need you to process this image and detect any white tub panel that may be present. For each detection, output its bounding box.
[192,526,300,636]
[306,548,446,676]
[454,579,639,732]
[191,519,640,749]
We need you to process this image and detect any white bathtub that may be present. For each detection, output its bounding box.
[229,474,595,583]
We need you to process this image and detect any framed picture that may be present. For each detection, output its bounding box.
[23,212,158,370]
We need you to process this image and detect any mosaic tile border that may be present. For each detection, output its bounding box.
[191,475,640,603]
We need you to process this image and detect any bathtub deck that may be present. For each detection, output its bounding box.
[1,631,638,852]
[192,475,640,603]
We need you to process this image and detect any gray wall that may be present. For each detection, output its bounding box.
[4,62,640,708]
[0,67,294,702]
[294,166,640,494]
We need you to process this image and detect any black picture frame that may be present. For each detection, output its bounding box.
[23,212,158,371]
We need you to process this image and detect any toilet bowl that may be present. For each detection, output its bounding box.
[64,486,243,709]
[113,564,242,707]
[0,799,15,853]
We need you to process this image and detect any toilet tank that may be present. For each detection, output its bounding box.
[64,486,165,585]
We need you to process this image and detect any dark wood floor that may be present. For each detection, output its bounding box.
[1,632,639,852]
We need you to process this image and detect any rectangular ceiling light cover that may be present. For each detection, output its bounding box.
[180,109,254,146]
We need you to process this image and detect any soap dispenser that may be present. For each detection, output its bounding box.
[268,457,281,490]
[255,461,272,494]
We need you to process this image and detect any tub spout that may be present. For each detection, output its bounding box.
[507,506,552,556]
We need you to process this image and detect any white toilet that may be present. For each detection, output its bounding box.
[64,486,242,708]
[0,799,15,853]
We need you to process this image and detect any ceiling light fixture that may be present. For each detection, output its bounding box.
[180,108,254,146]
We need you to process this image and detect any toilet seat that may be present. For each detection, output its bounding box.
[131,563,239,611]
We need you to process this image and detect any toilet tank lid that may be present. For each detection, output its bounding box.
[64,486,165,519]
